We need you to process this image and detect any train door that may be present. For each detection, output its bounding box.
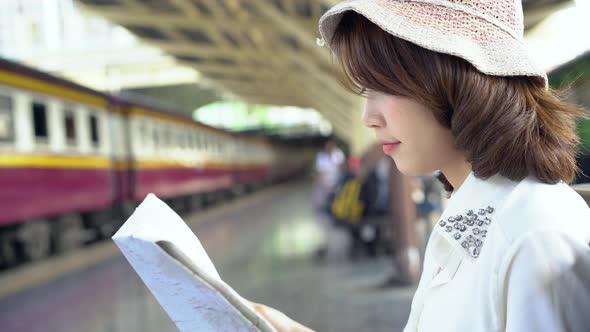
[108,103,134,219]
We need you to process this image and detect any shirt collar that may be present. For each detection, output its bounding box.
[431,171,518,267]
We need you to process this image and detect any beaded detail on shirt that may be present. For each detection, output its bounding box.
[438,206,494,258]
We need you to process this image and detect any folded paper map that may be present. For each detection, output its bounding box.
[112,193,276,332]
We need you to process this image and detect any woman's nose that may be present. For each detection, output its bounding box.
[362,104,385,129]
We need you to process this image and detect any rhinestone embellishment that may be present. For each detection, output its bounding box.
[469,246,480,258]
[438,205,494,258]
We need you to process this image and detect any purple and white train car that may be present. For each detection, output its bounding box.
[0,58,313,267]
[0,58,119,263]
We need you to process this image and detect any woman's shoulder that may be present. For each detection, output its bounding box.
[435,172,588,263]
[489,178,590,331]
[494,176,590,246]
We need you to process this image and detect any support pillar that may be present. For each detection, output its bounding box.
[389,162,420,284]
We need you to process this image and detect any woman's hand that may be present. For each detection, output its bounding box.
[248,301,315,332]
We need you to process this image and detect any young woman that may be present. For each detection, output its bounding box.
[252,1,590,331]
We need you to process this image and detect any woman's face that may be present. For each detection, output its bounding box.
[362,91,462,175]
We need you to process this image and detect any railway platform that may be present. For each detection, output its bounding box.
[0,181,415,332]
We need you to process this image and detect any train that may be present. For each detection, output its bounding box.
[0,58,314,267]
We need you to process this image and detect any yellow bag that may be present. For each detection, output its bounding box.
[330,178,365,225]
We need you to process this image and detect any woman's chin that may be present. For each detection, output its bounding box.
[392,159,416,175]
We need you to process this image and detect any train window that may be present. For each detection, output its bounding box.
[0,95,14,142]
[32,101,49,142]
[164,128,171,148]
[64,109,77,146]
[152,127,160,151]
[138,121,148,146]
[89,113,100,147]
[196,132,203,149]
[204,134,210,151]
[185,132,190,149]
[179,131,186,149]
[189,133,197,149]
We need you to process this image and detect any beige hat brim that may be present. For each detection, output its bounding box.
[319,0,548,85]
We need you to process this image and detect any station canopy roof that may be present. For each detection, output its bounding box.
[76,0,576,144]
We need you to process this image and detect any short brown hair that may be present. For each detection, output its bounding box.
[330,12,586,189]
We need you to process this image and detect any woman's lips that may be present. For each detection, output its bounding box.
[382,142,401,154]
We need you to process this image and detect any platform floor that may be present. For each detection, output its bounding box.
[0,181,415,332]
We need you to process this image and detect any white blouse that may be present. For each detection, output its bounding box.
[404,172,590,332]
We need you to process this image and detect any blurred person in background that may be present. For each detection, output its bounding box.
[344,146,393,258]
[356,143,420,277]
[311,139,346,259]
[313,140,345,202]
[253,0,590,331]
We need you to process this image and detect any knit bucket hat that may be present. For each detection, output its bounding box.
[318,0,548,85]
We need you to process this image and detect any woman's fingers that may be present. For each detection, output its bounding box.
[246,300,315,332]
[253,303,293,331]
